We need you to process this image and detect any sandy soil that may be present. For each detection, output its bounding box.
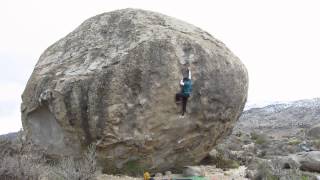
[96,165,248,180]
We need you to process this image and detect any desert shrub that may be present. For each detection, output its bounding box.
[0,153,47,179]
[257,150,267,158]
[251,132,268,145]
[0,138,14,158]
[1,131,98,180]
[301,175,310,180]
[234,131,242,137]
[0,130,48,180]
[288,139,301,145]
[215,156,240,169]
[211,150,240,169]
[48,144,97,180]
[122,159,147,176]
[255,162,279,180]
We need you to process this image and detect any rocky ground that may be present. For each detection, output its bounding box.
[97,166,248,180]
[1,98,320,179]
[213,98,320,179]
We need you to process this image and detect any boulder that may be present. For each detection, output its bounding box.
[242,142,255,152]
[208,149,219,159]
[293,151,320,172]
[165,171,172,176]
[283,151,320,172]
[21,8,248,173]
[307,123,320,139]
[182,166,204,177]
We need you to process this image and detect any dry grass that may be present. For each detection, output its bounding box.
[0,130,98,180]
[47,144,97,180]
[0,130,47,179]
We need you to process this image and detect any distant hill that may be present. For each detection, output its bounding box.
[0,132,18,141]
[236,98,320,137]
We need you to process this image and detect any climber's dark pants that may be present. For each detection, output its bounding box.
[175,93,189,115]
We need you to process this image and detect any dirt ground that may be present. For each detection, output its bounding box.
[97,165,248,180]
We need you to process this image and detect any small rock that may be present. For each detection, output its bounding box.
[245,169,257,179]
[209,149,219,158]
[165,171,172,176]
[183,166,203,176]
[155,173,162,177]
[242,142,255,152]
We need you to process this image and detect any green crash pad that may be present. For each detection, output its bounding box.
[174,177,208,180]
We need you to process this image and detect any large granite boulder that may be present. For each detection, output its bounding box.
[21,8,248,173]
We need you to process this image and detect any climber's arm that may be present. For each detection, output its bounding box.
[188,69,191,80]
[180,79,184,86]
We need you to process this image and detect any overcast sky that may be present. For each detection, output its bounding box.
[1,0,320,134]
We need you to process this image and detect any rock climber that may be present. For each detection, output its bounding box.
[175,66,192,117]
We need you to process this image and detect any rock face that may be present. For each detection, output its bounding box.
[21,9,248,173]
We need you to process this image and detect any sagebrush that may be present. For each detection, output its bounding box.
[0,130,98,180]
